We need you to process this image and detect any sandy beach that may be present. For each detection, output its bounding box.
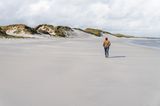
[0,37,160,106]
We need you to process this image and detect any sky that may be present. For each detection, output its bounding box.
[0,0,160,37]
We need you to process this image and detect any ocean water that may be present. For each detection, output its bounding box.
[130,38,160,49]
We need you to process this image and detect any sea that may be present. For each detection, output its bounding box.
[129,38,160,49]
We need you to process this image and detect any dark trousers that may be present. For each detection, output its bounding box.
[104,47,109,57]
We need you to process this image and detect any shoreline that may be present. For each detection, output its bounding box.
[116,37,160,50]
[126,40,160,50]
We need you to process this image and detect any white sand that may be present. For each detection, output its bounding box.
[0,36,160,106]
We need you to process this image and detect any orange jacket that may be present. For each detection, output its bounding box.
[103,40,111,48]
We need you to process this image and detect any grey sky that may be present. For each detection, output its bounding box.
[0,0,160,37]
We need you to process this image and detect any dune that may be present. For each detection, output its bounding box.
[0,34,160,106]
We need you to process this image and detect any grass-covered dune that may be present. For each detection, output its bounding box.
[84,28,103,37]
[1,24,37,35]
[0,24,138,39]
[0,26,31,38]
[84,28,137,38]
[36,24,74,37]
[113,33,135,38]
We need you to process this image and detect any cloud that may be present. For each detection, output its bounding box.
[0,0,160,37]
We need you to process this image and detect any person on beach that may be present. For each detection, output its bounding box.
[103,37,111,57]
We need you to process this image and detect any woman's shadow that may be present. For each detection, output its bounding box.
[107,56,126,58]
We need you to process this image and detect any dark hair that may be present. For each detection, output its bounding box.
[105,37,108,40]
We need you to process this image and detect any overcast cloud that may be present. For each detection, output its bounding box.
[0,0,160,37]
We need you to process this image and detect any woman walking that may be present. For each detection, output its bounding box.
[103,37,111,57]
